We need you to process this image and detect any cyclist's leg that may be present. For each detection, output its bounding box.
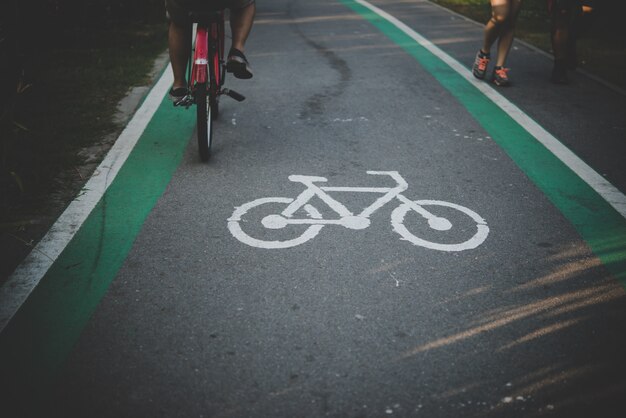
[168,22,192,89]
[226,0,255,79]
[165,0,192,98]
[229,0,255,53]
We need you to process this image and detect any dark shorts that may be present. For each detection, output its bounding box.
[166,0,255,24]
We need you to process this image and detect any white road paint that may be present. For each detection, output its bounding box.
[0,65,174,333]
[355,0,626,219]
[3,0,622,332]
[227,197,324,249]
[391,199,488,252]
[227,171,489,250]
[331,117,369,123]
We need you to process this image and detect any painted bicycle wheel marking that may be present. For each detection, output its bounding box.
[227,171,488,251]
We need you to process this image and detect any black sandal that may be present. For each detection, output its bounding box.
[226,48,253,79]
[169,87,189,106]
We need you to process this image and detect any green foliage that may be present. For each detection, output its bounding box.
[0,0,168,219]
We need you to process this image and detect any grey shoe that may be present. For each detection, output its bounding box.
[472,50,490,80]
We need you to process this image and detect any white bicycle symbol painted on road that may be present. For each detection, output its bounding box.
[227,171,489,251]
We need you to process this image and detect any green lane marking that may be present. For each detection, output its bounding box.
[0,97,195,397]
[339,0,626,284]
[1,0,625,406]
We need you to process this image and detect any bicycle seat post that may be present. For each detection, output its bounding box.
[188,11,220,25]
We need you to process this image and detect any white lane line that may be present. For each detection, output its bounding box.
[356,0,626,219]
[0,65,174,333]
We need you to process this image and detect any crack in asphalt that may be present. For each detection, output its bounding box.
[287,0,352,124]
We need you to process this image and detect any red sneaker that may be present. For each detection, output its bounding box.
[472,50,490,80]
[492,66,510,87]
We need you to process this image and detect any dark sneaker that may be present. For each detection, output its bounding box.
[226,48,253,79]
[169,87,189,106]
[472,50,490,79]
[551,60,569,84]
[492,66,510,87]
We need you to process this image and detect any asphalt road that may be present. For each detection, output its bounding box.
[2,0,626,417]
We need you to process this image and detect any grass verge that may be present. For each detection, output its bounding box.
[0,20,167,282]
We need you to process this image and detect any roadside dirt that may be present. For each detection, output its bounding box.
[0,52,170,286]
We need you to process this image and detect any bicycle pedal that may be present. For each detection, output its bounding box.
[174,95,195,109]
[223,88,245,102]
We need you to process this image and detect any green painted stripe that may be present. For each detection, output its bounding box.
[1,0,625,407]
[339,0,626,283]
[0,96,195,400]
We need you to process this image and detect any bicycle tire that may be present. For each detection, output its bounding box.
[391,200,489,252]
[195,82,212,161]
[210,19,222,122]
[211,95,219,121]
[227,197,324,249]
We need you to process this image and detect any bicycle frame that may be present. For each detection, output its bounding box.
[281,171,407,222]
[228,171,489,251]
[188,11,225,99]
[183,10,244,161]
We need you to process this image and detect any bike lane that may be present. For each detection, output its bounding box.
[0,67,198,407]
[2,0,626,416]
[340,0,626,282]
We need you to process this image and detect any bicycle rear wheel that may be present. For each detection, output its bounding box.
[211,94,219,121]
[195,82,212,161]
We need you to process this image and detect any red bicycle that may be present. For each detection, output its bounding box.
[183,10,245,161]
